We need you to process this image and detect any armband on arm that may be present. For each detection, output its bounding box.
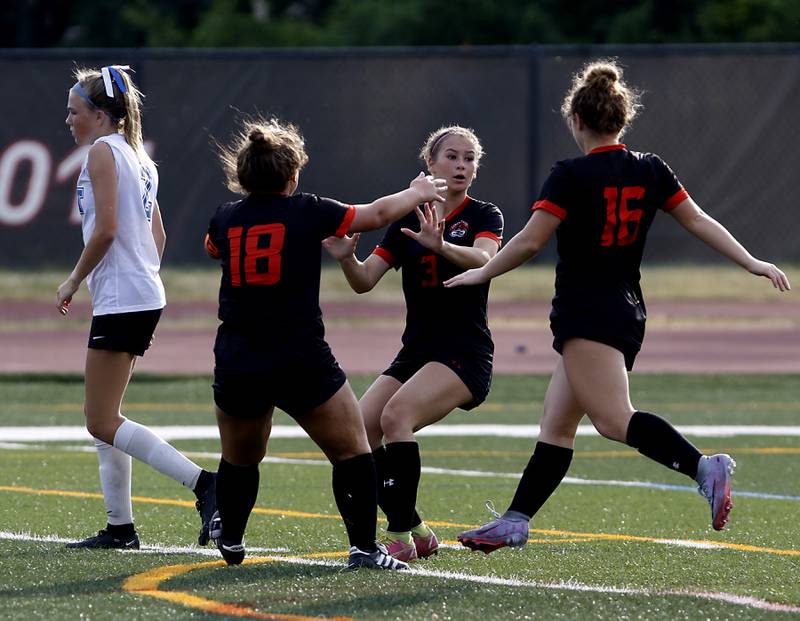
[204,233,220,260]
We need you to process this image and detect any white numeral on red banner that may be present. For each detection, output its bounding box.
[0,139,156,227]
[0,141,52,226]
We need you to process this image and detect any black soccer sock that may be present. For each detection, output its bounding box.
[193,469,214,500]
[332,452,378,551]
[382,441,421,533]
[373,445,423,528]
[625,410,702,478]
[217,457,260,543]
[507,441,573,519]
[106,522,136,536]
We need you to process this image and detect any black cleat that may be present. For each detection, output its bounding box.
[347,543,409,570]
[209,511,245,565]
[66,529,140,550]
[196,472,217,546]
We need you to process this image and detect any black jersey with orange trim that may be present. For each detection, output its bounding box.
[533,145,688,290]
[207,192,355,335]
[374,196,503,349]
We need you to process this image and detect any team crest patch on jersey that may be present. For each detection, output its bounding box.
[448,220,469,238]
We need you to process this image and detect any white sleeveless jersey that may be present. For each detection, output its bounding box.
[77,133,166,315]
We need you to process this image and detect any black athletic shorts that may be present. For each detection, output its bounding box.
[212,323,347,419]
[87,308,162,356]
[550,283,646,371]
[382,343,493,411]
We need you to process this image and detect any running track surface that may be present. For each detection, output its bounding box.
[3,300,799,374]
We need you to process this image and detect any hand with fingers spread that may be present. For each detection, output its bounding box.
[322,233,361,261]
[401,204,445,252]
[746,259,792,292]
[409,171,448,204]
[57,278,79,315]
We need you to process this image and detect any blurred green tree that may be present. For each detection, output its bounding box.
[1,0,797,47]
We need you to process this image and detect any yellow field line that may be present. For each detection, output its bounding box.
[122,558,351,620]
[269,447,800,460]
[2,485,798,557]
[12,400,800,413]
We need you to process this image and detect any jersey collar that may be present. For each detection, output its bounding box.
[589,143,626,154]
[443,195,471,221]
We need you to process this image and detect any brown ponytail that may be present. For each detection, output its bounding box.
[217,117,309,195]
[561,59,642,136]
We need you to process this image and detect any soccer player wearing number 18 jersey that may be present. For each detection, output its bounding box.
[204,117,447,569]
[446,60,790,553]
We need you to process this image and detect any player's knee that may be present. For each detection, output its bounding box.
[540,421,577,445]
[225,445,265,466]
[379,401,413,439]
[85,418,116,444]
[590,415,627,442]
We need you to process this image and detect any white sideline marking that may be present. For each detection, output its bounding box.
[3,442,800,502]
[0,531,284,554]
[2,531,798,614]
[3,424,800,442]
[653,539,723,550]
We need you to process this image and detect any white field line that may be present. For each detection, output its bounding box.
[2,531,798,614]
[3,441,800,502]
[3,424,800,442]
[0,530,285,554]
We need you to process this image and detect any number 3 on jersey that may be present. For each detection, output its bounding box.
[601,186,645,247]
[228,224,285,286]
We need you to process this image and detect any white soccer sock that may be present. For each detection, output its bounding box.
[113,419,201,489]
[95,438,133,526]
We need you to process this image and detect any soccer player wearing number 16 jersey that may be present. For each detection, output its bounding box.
[204,117,447,569]
[446,60,790,553]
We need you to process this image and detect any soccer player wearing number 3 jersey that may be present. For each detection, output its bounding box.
[204,117,447,569]
[58,66,216,550]
[323,126,503,562]
[445,60,791,553]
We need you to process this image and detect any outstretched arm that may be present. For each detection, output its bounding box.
[322,233,392,293]
[669,198,791,291]
[445,209,560,288]
[348,172,447,233]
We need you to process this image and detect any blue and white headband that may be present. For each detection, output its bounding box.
[71,65,131,122]
[101,65,130,98]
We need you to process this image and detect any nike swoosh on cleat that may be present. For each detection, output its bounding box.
[123,539,137,547]
[92,336,106,340]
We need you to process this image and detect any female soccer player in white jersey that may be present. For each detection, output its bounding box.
[58,65,216,549]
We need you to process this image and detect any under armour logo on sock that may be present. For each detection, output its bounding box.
[383,478,395,487]
[672,461,680,470]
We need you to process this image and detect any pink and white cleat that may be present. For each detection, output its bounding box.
[383,535,418,562]
[412,528,439,559]
[458,502,529,554]
[696,453,736,531]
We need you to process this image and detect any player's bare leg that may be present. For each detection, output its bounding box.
[297,383,407,570]
[459,359,583,554]
[212,406,273,564]
[374,363,471,560]
[562,338,734,530]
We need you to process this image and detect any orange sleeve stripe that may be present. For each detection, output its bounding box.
[475,231,502,245]
[372,246,396,267]
[532,199,567,220]
[204,233,220,259]
[335,205,357,237]
[662,188,690,212]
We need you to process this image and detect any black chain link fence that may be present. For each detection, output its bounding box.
[1,45,797,268]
